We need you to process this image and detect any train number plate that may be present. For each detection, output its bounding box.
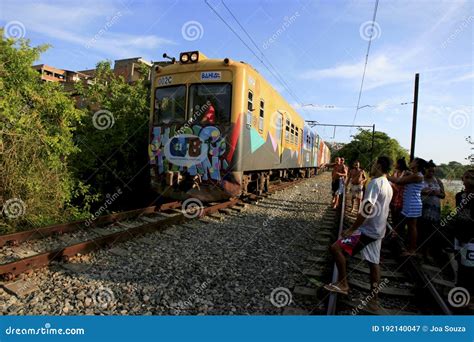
[201,71,221,81]
[158,76,173,86]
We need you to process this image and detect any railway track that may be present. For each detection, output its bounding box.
[325,190,454,315]
[0,178,305,282]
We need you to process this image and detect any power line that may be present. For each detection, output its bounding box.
[351,0,380,126]
[221,0,303,105]
[205,0,313,120]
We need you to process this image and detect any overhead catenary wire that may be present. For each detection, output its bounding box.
[220,0,304,106]
[351,0,380,126]
[205,0,316,121]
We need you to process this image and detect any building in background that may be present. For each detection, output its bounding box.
[33,64,93,86]
[112,57,152,83]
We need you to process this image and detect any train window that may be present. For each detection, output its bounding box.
[259,100,264,131]
[285,119,290,141]
[290,124,295,144]
[247,90,253,112]
[154,85,186,124]
[188,83,232,124]
[295,127,299,144]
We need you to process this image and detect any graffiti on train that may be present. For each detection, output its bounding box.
[149,125,229,181]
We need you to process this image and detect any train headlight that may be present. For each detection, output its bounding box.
[190,52,199,62]
[180,53,189,63]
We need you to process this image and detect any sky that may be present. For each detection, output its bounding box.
[1,0,473,164]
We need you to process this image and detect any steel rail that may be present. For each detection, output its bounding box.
[0,200,239,280]
[326,187,346,315]
[0,202,181,248]
[386,223,452,315]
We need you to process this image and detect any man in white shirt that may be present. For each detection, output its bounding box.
[324,156,393,311]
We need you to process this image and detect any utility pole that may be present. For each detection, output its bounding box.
[410,73,419,161]
[370,124,375,165]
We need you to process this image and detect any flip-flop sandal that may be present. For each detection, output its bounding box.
[324,283,349,295]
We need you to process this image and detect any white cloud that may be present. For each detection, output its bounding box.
[446,71,474,84]
[0,0,174,59]
[299,54,413,90]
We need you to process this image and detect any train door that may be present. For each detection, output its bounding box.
[316,135,320,167]
[300,128,304,166]
[275,111,283,163]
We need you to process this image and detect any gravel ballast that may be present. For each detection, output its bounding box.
[0,172,335,315]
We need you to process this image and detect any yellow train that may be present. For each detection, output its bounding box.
[148,51,331,201]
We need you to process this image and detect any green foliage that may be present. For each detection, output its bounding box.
[334,129,409,170]
[0,30,88,232]
[435,161,472,180]
[72,60,151,209]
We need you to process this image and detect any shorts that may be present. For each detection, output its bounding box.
[337,231,381,264]
[350,184,364,199]
[331,180,340,195]
[338,179,345,195]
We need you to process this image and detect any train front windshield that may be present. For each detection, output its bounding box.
[154,85,186,124]
[188,83,232,123]
[154,83,232,125]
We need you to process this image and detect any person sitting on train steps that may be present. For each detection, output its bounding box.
[346,160,367,213]
[323,157,347,209]
[324,156,393,312]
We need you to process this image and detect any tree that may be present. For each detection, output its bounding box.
[0,30,85,232]
[72,61,152,210]
[335,129,409,170]
[435,161,471,180]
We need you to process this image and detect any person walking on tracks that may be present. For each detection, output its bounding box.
[346,160,367,213]
[324,156,393,312]
[324,157,347,209]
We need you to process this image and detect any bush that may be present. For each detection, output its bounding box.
[0,31,89,233]
[72,61,152,211]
